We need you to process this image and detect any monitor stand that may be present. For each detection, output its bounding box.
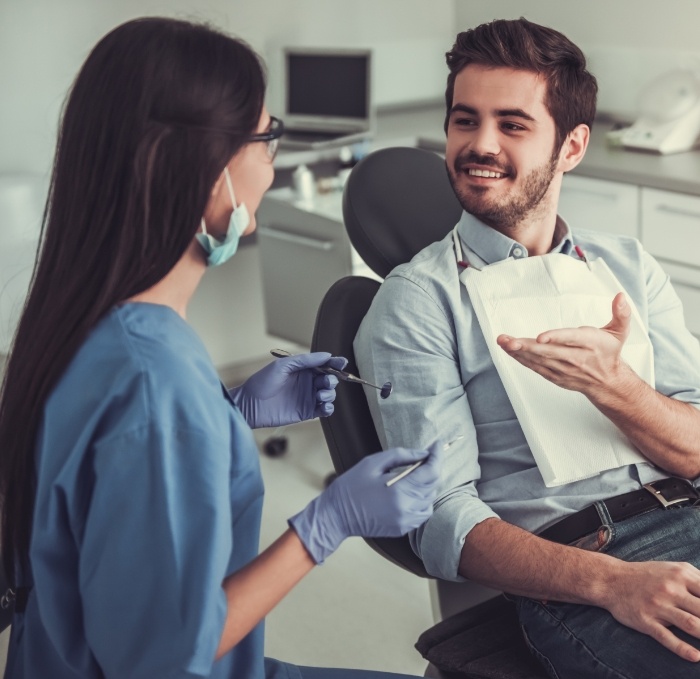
[281,129,371,150]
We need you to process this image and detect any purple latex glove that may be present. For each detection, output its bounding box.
[230,352,348,429]
[289,441,444,564]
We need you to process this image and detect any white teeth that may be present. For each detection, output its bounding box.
[468,169,504,178]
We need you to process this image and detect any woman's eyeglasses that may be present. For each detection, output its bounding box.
[248,116,284,161]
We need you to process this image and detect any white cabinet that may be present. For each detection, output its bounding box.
[641,188,700,340]
[256,188,378,347]
[641,189,700,269]
[675,284,700,339]
[559,174,639,238]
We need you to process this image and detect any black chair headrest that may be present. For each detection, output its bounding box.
[342,146,463,279]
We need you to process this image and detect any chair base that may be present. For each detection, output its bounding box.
[416,596,547,679]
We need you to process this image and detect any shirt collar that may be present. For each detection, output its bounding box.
[455,211,574,265]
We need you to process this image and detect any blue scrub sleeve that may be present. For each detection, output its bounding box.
[79,423,232,679]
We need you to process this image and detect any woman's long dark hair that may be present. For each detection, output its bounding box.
[0,17,266,585]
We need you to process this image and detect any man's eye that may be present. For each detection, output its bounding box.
[453,118,476,127]
[502,122,525,132]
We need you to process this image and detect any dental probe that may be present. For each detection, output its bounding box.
[269,349,393,399]
[385,436,464,487]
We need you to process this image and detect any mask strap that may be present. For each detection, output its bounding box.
[224,167,239,210]
[199,168,237,236]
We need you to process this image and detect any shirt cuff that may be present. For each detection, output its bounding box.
[411,500,500,581]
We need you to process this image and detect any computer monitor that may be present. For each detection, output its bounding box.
[282,47,373,145]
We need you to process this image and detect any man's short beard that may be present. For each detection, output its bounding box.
[447,148,560,231]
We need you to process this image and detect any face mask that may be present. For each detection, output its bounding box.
[196,167,250,267]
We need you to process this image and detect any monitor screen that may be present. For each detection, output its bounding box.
[284,49,372,131]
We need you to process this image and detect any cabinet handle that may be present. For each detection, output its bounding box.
[259,226,335,251]
[656,204,700,221]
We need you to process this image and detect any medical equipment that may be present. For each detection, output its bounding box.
[621,69,700,154]
[385,436,463,487]
[270,348,392,398]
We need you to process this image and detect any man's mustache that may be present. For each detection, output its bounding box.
[455,152,513,176]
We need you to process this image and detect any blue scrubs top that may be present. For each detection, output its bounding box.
[4,303,277,679]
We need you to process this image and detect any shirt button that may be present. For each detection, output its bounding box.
[512,247,524,258]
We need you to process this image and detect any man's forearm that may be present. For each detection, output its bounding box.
[459,517,623,605]
[590,365,700,479]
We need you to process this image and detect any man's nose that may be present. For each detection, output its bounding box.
[470,122,501,157]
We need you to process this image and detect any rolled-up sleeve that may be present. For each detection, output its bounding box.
[355,273,498,581]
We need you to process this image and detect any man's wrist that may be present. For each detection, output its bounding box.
[579,551,628,609]
[587,361,644,411]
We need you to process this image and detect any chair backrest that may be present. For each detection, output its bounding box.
[342,146,462,278]
[311,146,463,578]
[312,276,430,576]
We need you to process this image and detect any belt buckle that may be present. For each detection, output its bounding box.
[642,481,691,509]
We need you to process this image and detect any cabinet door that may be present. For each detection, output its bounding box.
[559,175,639,238]
[257,195,353,347]
[650,260,700,342]
[641,188,700,269]
[641,189,700,341]
[675,284,700,341]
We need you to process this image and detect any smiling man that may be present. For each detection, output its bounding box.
[354,18,700,679]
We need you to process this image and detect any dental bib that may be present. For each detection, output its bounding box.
[457,232,654,487]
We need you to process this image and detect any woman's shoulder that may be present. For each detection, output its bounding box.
[47,303,224,441]
[76,304,214,387]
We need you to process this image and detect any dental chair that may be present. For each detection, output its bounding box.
[311,147,547,679]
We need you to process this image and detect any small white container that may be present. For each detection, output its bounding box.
[292,164,316,203]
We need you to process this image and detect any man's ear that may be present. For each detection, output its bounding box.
[557,124,590,173]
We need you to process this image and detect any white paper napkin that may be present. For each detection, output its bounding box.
[462,254,653,487]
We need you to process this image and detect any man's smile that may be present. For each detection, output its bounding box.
[458,164,512,185]
[467,168,506,178]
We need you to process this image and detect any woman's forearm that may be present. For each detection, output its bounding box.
[216,528,315,659]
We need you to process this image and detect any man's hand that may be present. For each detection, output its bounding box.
[602,560,700,662]
[496,292,633,398]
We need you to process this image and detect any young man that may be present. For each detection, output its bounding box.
[354,18,700,679]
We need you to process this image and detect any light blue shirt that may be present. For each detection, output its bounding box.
[354,211,700,582]
[5,303,286,679]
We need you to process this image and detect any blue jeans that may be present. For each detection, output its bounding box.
[515,504,700,678]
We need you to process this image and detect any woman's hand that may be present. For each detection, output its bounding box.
[230,352,347,428]
[288,441,444,564]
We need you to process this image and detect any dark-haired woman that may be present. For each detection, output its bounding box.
[0,18,441,679]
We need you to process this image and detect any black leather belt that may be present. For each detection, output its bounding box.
[539,477,700,545]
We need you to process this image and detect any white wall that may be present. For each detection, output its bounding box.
[453,1,700,121]
[0,0,454,367]
[0,0,455,175]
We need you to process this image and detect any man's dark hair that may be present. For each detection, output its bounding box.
[444,17,598,150]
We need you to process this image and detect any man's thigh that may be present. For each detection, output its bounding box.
[518,597,700,679]
[517,505,700,679]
